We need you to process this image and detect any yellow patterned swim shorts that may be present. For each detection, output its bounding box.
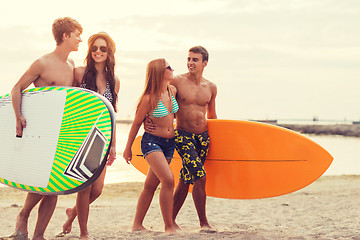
[174,129,210,184]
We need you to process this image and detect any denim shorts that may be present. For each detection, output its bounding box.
[141,132,175,160]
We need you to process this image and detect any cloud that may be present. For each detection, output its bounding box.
[1,0,360,120]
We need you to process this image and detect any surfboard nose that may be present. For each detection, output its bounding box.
[204,119,333,199]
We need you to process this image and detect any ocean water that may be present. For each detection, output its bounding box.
[305,134,360,176]
[1,123,359,189]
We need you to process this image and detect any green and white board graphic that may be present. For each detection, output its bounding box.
[0,87,115,195]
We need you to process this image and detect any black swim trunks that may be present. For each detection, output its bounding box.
[174,129,210,184]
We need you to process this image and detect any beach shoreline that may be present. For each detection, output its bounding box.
[117,120,360,138]
[279,123,360,138]
[0,175,359,240]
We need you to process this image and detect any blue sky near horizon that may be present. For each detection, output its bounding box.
[0,0,359,121]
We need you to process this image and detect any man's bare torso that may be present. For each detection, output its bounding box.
[171,73,215,134]
[34,53,74,87]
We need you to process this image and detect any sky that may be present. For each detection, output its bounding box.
[0,0,359,121]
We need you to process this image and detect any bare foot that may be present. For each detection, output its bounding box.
[165,227,178,235]
[7,230,28,240]
[200,223,212,229]
[62,208,75,234]
[131,225,147,232]
[80,235,90,240]
[173,222,181,230]
[15,213,29,236]
[199,224,217,233]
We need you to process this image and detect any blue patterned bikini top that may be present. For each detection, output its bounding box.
[80,80,113,104]
[151,90,179,118]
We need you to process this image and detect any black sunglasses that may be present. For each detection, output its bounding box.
[91,45,108,53]
[166,65,173,71]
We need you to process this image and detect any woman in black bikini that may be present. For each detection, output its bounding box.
[62,32,120,240]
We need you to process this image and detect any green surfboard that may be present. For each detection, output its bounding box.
[0,87,115,195]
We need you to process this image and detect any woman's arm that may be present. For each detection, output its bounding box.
[73,67,85,87]
[123,95,150,164]
[107,75,121,166]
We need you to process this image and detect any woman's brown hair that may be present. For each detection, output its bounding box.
[82,32,118,112]
[136,58,166,113]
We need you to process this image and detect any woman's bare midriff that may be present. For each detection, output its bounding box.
[147,115,175,139]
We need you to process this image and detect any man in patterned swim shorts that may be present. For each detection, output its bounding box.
[174,130,210,184]
[145,46,217,230]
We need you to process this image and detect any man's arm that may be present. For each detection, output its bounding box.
[207,82,217,119]
[11,59,44,136]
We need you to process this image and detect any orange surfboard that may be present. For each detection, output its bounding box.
[131,119,333,199]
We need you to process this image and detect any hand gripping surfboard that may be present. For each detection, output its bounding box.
[0,87,115,195]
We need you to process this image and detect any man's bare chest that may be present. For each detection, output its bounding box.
[177,84,212,106]
[37,66,74,86]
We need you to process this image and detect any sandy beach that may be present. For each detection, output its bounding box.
[0,175,359,240]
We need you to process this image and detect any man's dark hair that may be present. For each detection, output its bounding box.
[189,46,209,62]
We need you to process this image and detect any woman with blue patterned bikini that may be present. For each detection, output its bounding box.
[123,58,178,234]
[62,32,120,240]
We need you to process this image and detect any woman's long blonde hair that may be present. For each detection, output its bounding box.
[137,58,166,113]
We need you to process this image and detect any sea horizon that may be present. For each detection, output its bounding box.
[1,122,359,189]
